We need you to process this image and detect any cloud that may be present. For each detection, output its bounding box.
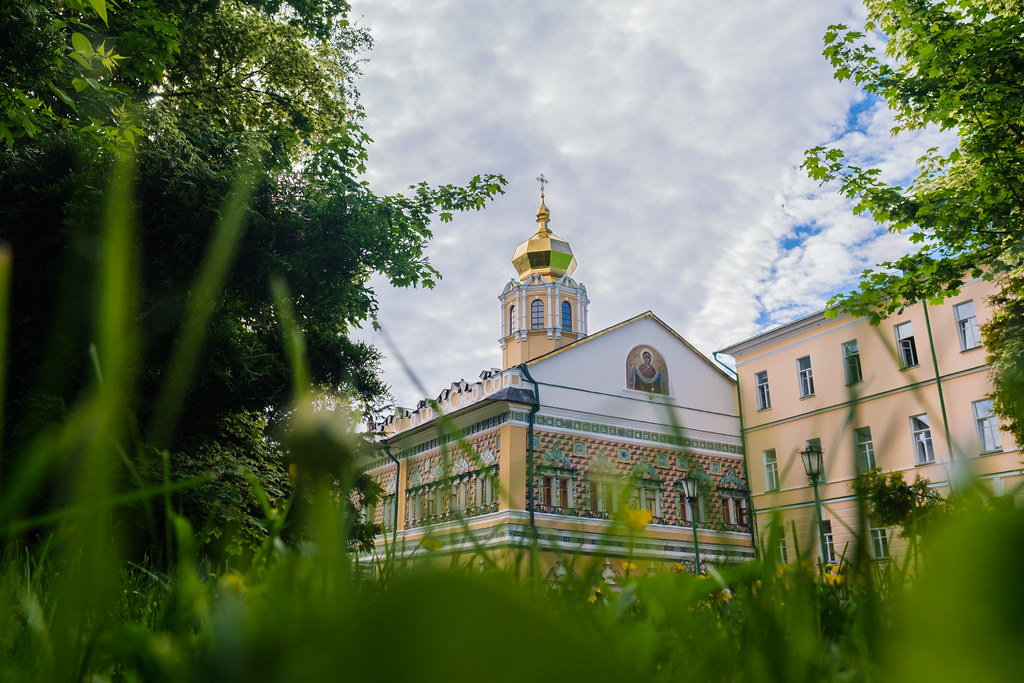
[347,0,953,409]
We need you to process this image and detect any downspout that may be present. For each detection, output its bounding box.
[518,362,541,579]
[382,442,401,552]
[714,352,759,558]
[922,302,955,463]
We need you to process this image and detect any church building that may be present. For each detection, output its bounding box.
[360,193,755,575]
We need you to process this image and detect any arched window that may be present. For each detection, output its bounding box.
[531,299,544,329]
[561,301,572,331]
[509,304,516,332]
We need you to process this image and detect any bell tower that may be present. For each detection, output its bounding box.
[499,180,589,369]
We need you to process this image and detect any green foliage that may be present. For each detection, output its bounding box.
[805,0,1024,436]
[8,494,1024,682]
[0,0,146,149]
[982,269,1024,446]
[853,468,949,540]
[1,0,504,563]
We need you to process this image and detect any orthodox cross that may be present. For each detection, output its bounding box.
[536,173,548,197]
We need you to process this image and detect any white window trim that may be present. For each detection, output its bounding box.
[541,471,574,509]
[822,519,837,564]
[854,427,875,472]
[797,356,814,398]
[755,370,771,411]
[869,525,891,560]
[842,340,862,384]
[895,322,919,368]
[910,414,935,464]
[973,399,1002,453]
[954,300,982,351]
[763,449,779,492]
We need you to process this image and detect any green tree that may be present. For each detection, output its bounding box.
[803,0,1024,439]
[1,0,504,559]
[854,469,949,541]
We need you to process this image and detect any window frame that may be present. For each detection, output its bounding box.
[973,399,1002,453]
[763,449,779,492]
[381,495,396,531]
[508,304,516,332]
[540,472,573,509]
[754,370,771,410]
[631,481,663,518]
[474,471,496,509]
[853,426,875,472]
[954,300,982,351]
[796,355,814,398]
[719,491,749,529]
[822,519,837,564]
[842,339,863,384]
[530,299,544,329]
[910,414,935,465]
[589,478,622,515]
[869,524,890,560]
[677,490,705,524]
[561,300,572,331]
[895,321,919,368]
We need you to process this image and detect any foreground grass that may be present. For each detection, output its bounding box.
[2,500,1023,682]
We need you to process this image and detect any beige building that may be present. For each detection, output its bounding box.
[718,277,1021,564]
[360,196,755,577]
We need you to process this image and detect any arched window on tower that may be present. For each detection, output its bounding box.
[531,299,544,329]
[508,304,516,332]
[561,301,572,331]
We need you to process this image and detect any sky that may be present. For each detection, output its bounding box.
[346,0,956,412]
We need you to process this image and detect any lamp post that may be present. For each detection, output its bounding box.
[680,474,701,574]
[800,440,828,566]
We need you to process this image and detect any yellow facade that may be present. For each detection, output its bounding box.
[719,277,1021,563]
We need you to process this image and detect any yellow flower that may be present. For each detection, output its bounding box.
[823,563,845,587]
[673,562,687,572]
[587,595,598,604]
[220,572,247,595]
[621,560,638,573]
[420,535,443,551]
[622,508,653,533]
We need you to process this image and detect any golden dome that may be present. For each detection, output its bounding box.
[511,195,577,281]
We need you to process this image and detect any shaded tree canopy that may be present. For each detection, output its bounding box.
[1,0,504,557]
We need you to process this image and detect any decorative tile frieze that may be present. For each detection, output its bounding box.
[533,414,743,454]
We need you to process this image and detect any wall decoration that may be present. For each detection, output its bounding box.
[626,345,669,394]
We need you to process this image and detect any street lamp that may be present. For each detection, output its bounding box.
[800,440,828,566]
[680,474,702,574]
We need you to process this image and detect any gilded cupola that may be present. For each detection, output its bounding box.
[510,195,578,281]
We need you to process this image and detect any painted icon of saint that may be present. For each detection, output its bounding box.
[627,347,668,394]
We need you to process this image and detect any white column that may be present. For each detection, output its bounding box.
[576,290,584,335]
[547,284,554,333]
[519,287,526,338]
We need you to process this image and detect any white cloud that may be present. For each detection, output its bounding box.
[347,0,951,408]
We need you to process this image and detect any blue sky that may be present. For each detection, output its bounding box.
[347,0,956,412]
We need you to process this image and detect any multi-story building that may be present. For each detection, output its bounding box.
[359,196,755,576]
[718,277,1021,564]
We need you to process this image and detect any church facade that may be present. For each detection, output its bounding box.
[360,196,755,575]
